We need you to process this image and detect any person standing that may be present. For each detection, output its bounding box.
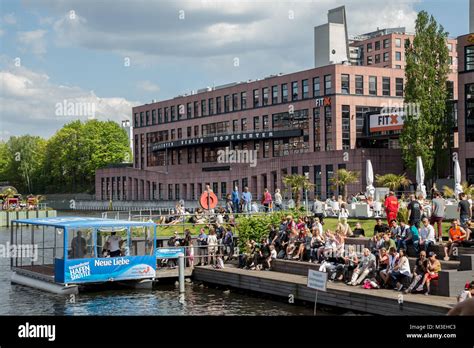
[207,228,218,266]
[196,228,208,266]
[71,231,87,259]
[384,191,399,225]
[262,188,272,212]
[231,187,240,214]
[241,187,252,214]
[458,193,472,227]
[312,196,325,223]
[431,191,446,243]
[408,194,422,228]
[105,232,123,257]
[274,188,283,211]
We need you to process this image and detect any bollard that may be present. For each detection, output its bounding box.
[178,253,185,296]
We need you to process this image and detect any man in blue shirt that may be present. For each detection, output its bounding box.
[231,187,240,213]
[241,187,252,215]
[405,223,420,254]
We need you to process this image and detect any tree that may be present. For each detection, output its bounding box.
[375,173,412,191]
[442,182,474,198]
[400,11,450,180]
[0,141,10,182]
[4,136,46,193]
[330,169,360,201]
[42,120,131,193]
[282,174,314,208]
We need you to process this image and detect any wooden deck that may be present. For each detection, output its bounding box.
[193,265,458,316]
[13,264,55,283]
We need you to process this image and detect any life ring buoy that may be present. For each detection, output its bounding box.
[200,191,218,210]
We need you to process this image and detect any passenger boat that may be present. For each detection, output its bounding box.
[10,217,157,294]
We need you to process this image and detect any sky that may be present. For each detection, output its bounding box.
[0,0,470,140]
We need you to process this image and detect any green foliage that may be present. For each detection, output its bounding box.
[329,169,359,200]
[1,136,46,193]
[41,120,131,193]
[375,173,412,191]
[400,11,450,179]
[282,174,314,208]
[443,182,474,198]
[1,120,131,194]
[397,207,409,224]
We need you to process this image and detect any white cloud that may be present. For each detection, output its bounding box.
[3,13,17,25]
[136,80,160,93]
[26,0,417,62]
[17,29,48,56]
[0,61,139,139]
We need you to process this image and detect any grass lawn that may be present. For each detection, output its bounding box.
[154,215,453,238]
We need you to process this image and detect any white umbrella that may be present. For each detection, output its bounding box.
[365,160,375,198]
[416,156,427,198]
[454,157,463,198]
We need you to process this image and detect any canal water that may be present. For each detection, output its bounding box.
[0,211,338,316]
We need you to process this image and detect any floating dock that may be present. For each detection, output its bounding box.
[193,265,457,316]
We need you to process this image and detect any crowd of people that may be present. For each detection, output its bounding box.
[237,190,474,297]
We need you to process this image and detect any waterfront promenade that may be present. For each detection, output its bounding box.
[193,264,456,316]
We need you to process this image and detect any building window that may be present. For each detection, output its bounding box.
[172,106,178,121]
[262,87,269,106]
[272,85,278,104]
[382,77,390,96]
[216,96,222,114]
[252,89,259,107]
[367,42,372,53]
[134,113,139,127]
[355,75,364,95]
[194,125,199,137]
[175,184,180,200]
[177,128,182,139]
[168,184,173,200]
[383,52,389,62]
[375,54,381,64]
[157,109,163,124]
[186,103,191,119]
[208,99,214,115]
[192,102,198,118]
[292,81,298,101]
[395,38,401,47]
[395,51,402,61]
[302,79,309,99]
[466,83,474,142]
[140,112,144,126]
[324,75,332,95]
[313,108,321,151]
[200,100,206,117]
[263,140,270,158]
[224,95,230,112]
[253,116,260,130]
[396,78,404,97]
[187,126,192,138]
[341,105,350,150]
[395,65,402,69]
[241,118,247,131]
[151,109,156,125]
[367,56,373,65]
[230,93,237,111]
[221,182,227,198]
[263,115,269,130]
[467,159,474,184]
[240,91,247,110]
[233,120,238,132]
[314,165,322,198]
[282,84,288,103]
[383,38,390,49]
[369,76,377,96]
[446,81,454,100]
[326,164,334,198]
[313,77,320,97]
[375,41,380,51]
[170,129,175,140]
[146,111,150,125]
[466,46,474,71]
[324,106,333,151]
[341,74,350,94]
